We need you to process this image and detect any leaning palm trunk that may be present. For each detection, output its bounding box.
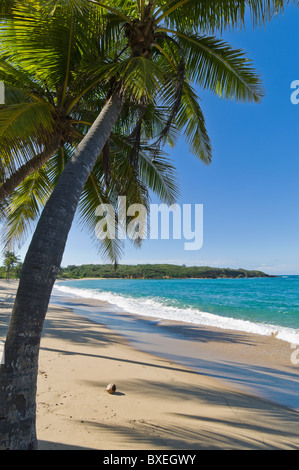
[0,133,62,203]
[0,92,123,450]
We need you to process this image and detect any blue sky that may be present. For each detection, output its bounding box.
[16,5,299,275]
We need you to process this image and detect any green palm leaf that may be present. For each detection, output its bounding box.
[0,101,56,182]
[159,29,264,102]
[138,148,180,204]
[1,1,102,92]
[177,81,212,164]
[3,166,53,250]
[157,0,296,32]
[77,169,125,262]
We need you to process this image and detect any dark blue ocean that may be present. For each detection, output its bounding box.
[54,275,299,345]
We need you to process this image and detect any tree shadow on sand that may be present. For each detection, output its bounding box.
[72,377,299,450]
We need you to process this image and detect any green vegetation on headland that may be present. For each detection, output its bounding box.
[58,264,273,280]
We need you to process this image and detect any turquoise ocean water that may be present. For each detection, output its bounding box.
[54,275,299,345]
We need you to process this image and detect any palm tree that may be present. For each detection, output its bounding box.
[0,1,178,261]
[0,0,296,450]
[3,250,20,280]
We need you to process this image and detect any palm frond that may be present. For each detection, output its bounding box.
[153,33,186,146]
[176,82,213,164]
[0,101,55,142]
[77,167,125,262]
[160,29,264,102]
[0,58,48,100]
[1,1,102,90]
[157,0,296,33]
[0,101,56,182]
[110,56,169,102]
[0,133,61,203]
[3,166,53,250]
[0,0,17,17]
[138,148,180,205]
[46,143,75,185]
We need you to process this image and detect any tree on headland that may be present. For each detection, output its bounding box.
[0,0,297,450]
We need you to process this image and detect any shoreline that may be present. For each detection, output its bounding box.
[54,277,299,353]
[1,279,299,449]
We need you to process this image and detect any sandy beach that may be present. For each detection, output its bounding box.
[1,279,299,450]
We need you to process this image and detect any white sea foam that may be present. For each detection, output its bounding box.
[54,284,299,345]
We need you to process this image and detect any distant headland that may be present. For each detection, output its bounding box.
[58,264,274,280]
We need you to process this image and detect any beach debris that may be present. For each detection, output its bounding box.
[271,330,279,338]
[106,383,116,394]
